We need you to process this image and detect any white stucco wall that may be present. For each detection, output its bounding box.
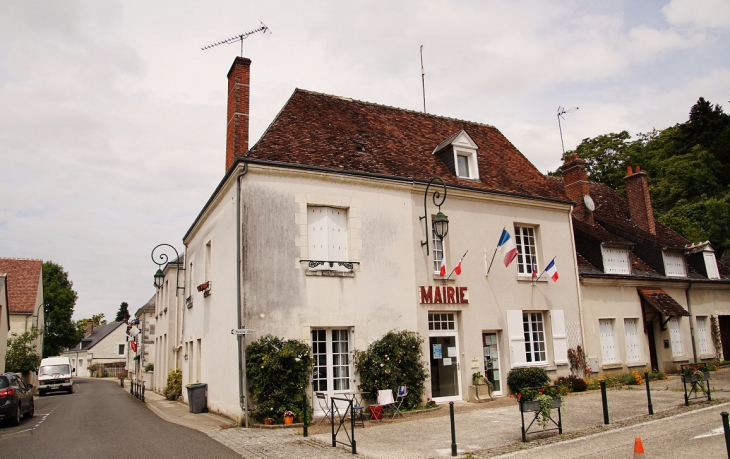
[0,276,8,374]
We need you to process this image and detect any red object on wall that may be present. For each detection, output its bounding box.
[130,341,137,353]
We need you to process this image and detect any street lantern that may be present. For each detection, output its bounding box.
[153,269,164,290]
[150,244,186,293]
[420,177,449,255]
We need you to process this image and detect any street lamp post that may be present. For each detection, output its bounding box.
[150,243,186,293]
[420,177,449,256]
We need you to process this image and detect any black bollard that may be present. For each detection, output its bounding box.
[449,401,457,457]
[302,392,308,438]
[645,372,653,415]
[722,412,730,457]
[600,380,609,425]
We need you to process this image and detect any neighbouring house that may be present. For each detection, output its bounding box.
[0,258,44,385]
[554,156,730,374]
[62,321,127,377]
[162,56,584,422]
[0,274,9,373]
[128,297,155,388]
[152,254,184,395]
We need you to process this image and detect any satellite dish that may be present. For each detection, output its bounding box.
[583,195,595,212]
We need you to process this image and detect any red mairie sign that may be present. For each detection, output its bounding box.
[419,286,469,304]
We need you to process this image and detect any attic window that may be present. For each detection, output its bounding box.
[663,251,686,277]
[704,252,720,279]
[601,245,631,275]
[432,130,480,180]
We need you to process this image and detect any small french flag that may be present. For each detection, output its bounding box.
[439,251,447,277]
[497,229,518,267]
[545,259,559,282]
[454,251,468,275]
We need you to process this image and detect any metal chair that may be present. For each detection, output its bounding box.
[315,392,332,424]
[391,385,408,419]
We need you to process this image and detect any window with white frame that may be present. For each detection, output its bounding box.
[523,312,546,363]
[696,316,710,355]
[669,317,683,357]
[514,226,538,277]
[429,313,455,330]
[308,206,349,270]
[432,223,445,275]
[311,329,351,394]
[599,319,617,363]
[455,150,478,180]
[118,344,125,356]
[601,245,631,274]
[663,251,685,277]
[624,318,641,362]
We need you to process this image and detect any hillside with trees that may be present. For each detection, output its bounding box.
[550,97,730,259]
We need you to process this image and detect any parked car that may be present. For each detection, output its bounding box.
[0,373,34,426]
[37,356,74,395]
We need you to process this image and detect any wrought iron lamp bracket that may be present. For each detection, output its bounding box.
[151,243,186,293]
[420,177,448,256]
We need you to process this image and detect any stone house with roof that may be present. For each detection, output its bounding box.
[0,258,44,382]
[62,321,127,377]
[151,255,185,394]
[554,156,730,374]
[166,56,585,421]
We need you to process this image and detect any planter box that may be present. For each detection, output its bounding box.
[682,372,710,383]
[520,398,561,412]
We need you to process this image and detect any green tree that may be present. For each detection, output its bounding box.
[6,328,42,375]
[115,302,130,322]
[76,313,107,338]
[43,261,82,357]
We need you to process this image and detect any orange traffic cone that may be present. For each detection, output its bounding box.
[633,437,646,458]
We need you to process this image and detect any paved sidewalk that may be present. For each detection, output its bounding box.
[125,368,730,458]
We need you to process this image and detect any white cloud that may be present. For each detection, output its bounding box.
[663,0,730,29]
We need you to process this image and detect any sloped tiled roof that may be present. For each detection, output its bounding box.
[246,89,569,202]
[137,295,155,315]
[638,288,689,316]
[0,258,42,314]
[70,321,125,351]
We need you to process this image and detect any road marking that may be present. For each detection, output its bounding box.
[694,426,724,439]
[0,408,55,438]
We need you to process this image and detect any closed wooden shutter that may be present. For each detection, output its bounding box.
[599,319,616,363]
[550,310,568,364]
[669,317,683,357]
[624,318,640,362]
[308,207,328,261]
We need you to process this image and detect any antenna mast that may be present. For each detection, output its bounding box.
[557,106,578,156]
[420,45,426,113]
[201,22,271,56]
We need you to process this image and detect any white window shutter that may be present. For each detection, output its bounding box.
[697,317,709,354]
[624,319,640,362]
[599,319,616,363]
[308,207,328,262]
[328,208,348,262]
[669,317,683,357]
[550,310,568,365]
[507,310,526,368]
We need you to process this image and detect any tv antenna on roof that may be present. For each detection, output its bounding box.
[201,22,271,56]
[557,106,578,156]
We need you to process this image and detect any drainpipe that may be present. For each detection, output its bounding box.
[567,205,588,359]
[686,280,697,363]
[236,163,249,427]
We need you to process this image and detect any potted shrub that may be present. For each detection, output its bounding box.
[283,410,295,425]
[680,363,711,383]
[517,386,561,429]
[472,372,494,400]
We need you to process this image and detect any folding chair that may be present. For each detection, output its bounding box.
[391,385,408,419]
[370,389,395,421]
[315,392,331,424]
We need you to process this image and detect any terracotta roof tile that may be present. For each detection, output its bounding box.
[247,89,569,202]
[638,287,689,316]
[0,258,42,314]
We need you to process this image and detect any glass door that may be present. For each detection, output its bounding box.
[429,313,462,402]
[482,332,502,396]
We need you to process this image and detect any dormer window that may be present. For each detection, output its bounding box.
[704,251,720,279]
[432,130,480,180]
[663,250,686,277]
[686,241,721,280]
[601,244,631,275]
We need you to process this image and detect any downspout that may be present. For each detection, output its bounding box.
[686,280,697,363]
[236,163,249,427]
[567,205,587,360]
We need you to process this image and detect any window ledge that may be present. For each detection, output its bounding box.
[305,270,355,278]
[672,356,689,362]
[601,362,623,370]
[517,276,547,283]
[432,275,456,281]
[627,361,647,368]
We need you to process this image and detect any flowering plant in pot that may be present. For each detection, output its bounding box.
[283,410,295,425]
[516,386,562,429]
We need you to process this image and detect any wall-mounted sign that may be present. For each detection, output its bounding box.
[419,286,469,304]
[433,344,442,359]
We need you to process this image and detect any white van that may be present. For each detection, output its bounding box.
[37,356,74,395]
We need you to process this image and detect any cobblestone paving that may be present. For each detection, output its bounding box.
[210,427,365,458]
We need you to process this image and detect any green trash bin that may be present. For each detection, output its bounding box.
[186,383,208,413]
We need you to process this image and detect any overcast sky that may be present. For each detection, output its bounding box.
[1,0,728,321]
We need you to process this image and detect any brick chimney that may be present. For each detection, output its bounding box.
[623,165,656,235]
[226,57,251,172]
[86,320,94,337]
[560,155,594,225]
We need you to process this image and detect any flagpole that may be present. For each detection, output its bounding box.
[446,250,468,280]
[535,256,556,282]
[486,227,504,275]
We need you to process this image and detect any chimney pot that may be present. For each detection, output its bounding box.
[627,166,633,175]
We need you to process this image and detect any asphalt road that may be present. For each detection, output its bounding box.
[0,378,241,459]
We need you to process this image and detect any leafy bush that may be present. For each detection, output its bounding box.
[571,377,588,392]
[354,330,428,410]
[5,328,42,375]
[246,335,313,424]
[164,368,182,401]
[145,363,154,372]
[506,367,550,393]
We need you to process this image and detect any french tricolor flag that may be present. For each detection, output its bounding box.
[545,259,559,282]
[439,251,447,277]
[497,229,518,267]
